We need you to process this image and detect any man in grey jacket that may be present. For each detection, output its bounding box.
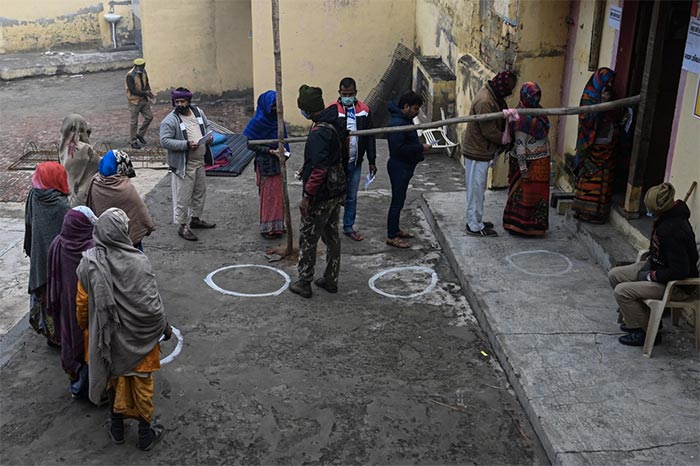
[159,87,215,241]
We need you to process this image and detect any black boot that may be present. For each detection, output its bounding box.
[290,280,312,298]
[109,412,125,445]
[138,418,165,451]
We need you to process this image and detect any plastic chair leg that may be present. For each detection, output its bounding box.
[643,302,664,358]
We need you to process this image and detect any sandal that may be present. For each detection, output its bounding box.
[386,237,410,249]
[397,230,415,239]
[344,230,364,241]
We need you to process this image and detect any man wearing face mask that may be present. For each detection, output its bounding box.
[159,87,215,241]
[290,85,347,299]
[461,70,517,237]
[331,77,377,242]
[125,58,154,149]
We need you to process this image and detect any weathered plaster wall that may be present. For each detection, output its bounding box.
[251,0,416,129]
[140,0,253,97]
[0,1,135,52]
[667,72,700,236]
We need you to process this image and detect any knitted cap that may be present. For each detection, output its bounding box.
[644,182,675,215]
[297,85,324,113]
[134,58,146,66]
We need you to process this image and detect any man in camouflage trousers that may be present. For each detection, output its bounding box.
[290,85,347,299]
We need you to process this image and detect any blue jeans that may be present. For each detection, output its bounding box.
[386,157,416,239]
[343,160,363,232]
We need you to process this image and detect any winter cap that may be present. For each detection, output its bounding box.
[644,182,676,215]
[134,58,146,66]
[297,85,324,113]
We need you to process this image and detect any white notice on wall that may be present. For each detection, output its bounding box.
[608,6,622,30]
[682,17,700,74]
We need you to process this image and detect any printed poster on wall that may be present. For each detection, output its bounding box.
[608,6,622,30]
[682,17,700,74]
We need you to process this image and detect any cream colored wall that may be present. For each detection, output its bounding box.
[667,73,700,235]
[140,0,253,96]
[0,1,134,52]
[560,0,619,158]
[251,0,416,129]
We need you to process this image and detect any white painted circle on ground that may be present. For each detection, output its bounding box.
[505,249,573,276]
[369,266,438,299]
[204,264,291,297]
[159,326,183,365]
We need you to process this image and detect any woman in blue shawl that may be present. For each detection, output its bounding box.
[244,90,290,239]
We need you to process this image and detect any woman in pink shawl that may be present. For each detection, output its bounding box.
[47,206,97,398]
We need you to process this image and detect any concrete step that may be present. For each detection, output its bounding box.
[0,49,140,81]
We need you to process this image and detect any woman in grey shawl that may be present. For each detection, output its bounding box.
[24,162,71,346]
[59,114,100,207]
[76,208,170,451]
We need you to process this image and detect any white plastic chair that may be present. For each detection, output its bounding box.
[414,108,459,157]
[636,250,700,357]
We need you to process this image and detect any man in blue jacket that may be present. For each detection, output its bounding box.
[385,91,431,248]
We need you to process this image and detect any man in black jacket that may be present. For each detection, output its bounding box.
[608,182,699,346]
[290,85,347,299]
[331,77,377,241]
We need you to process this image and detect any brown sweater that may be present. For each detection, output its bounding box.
[461,84,507,162]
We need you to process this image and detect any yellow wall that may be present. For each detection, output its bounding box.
[251,0,416,129]
[140,0,253,96]
[667,72,700,236]
[0,1,134,52]
[559,0,619,158]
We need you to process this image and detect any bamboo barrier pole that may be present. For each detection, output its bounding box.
[249,94,640,145]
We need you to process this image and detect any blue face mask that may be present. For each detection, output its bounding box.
[300,110,312,120]
[340,96,356,107]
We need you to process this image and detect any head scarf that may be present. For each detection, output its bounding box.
[644,182,676,216]
[297,84,325,113]
[32,162,70,194]
[513,82,550,140]
[46,207,95,377]
[488,71,517,100]
[244,90,290,151]
[77,207,166,404]
[576,67,616,151]
[98,150,135,177]
[72,205,98,224]
[59,114,91,158]
[171,88,193,106]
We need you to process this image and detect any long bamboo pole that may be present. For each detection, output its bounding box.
[249,94,640,145]
[271,0,293,256]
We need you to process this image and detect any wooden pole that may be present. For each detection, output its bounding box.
[271,0,293,256]
[683,181,697,203]
[588,0,606,71]
[249,95,641,145]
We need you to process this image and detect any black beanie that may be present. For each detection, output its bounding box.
[297,85,324,113]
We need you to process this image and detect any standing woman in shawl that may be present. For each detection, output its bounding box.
[24,162,71,346]
[572,68,619,223]
[244,90,290,239]
[76,208,171,450]
[86,150,155,250]
[46,206,97,398]
[59,114,100,207]
[503,82,551,236]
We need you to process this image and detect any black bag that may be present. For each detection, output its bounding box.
[315,122,347,199]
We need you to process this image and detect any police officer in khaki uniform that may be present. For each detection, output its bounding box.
[125,58,154,149]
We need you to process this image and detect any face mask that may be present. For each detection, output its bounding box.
[175,105,190,115]
[340,96,356,107]
[300,110,312,120]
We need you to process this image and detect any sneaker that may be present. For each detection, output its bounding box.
[138,423,164,451]
[618,329,662,347]
[137,135,147,145]
[178,225,198,241]
[290,280,312,298]
[189,217,216,229]
[314,277,338,293]
[130,141,143,150]
[466,225,498,237]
